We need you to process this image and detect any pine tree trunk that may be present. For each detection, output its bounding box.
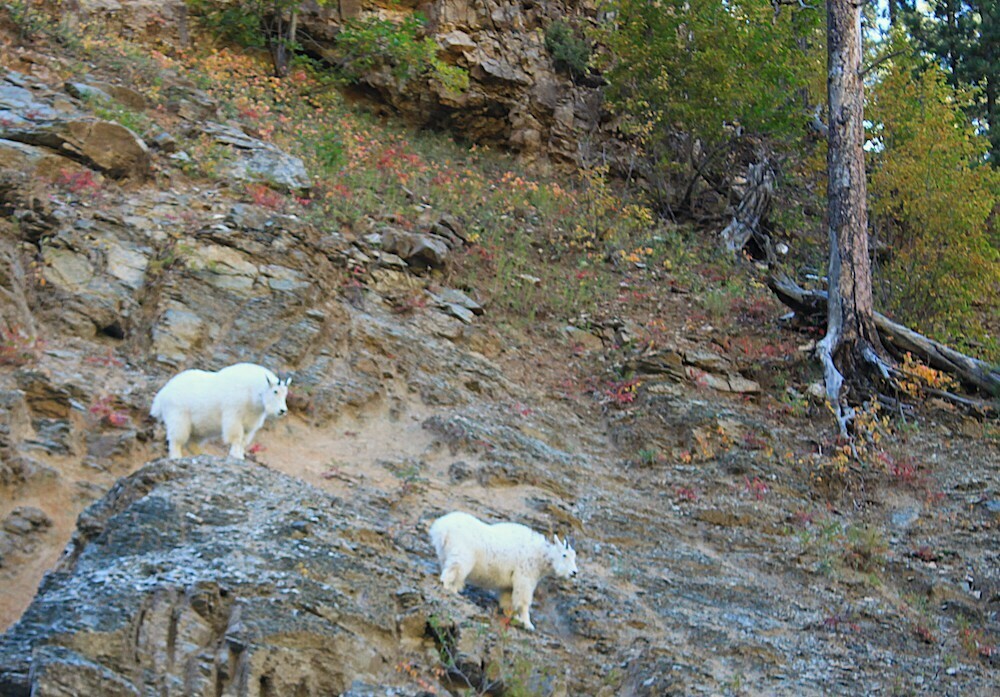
[820,0,890,433]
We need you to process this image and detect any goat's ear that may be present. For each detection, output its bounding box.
[553,534,562,547]
[266,374,276,388]
[283,375,293,387]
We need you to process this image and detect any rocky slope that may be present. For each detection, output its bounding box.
[78,0,608,165]
[1,6,998,697]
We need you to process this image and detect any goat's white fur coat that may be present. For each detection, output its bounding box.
[150,363,289,460]
[429,511,578,630]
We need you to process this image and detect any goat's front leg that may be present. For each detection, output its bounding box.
[511,578,536,630]
[222,415,246,460]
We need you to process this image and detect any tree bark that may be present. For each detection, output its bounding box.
[720,158,776,257]
[821,0,890,433]
[267,8,297,77]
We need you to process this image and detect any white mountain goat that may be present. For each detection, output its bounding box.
[150,363,290,460]
[429,511,578,630]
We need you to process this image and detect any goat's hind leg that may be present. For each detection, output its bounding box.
[499,590,513,616]
[164,414,190,459]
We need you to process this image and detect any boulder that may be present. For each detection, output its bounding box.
[199,122,311,192]
[380,228,452,268]
[4,119,150,180]
[2,71,150,180]
[0,457,438,696]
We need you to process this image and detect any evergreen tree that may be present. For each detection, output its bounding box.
[902,0,1000,163]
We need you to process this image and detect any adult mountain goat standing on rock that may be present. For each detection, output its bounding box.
[429,511,578,630]
[150,363,290,460]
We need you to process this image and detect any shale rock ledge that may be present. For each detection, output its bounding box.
[0,457,440,697]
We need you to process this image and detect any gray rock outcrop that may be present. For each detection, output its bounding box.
[1,71,150,180]
[198,122,311,193]
[0,457,435,696]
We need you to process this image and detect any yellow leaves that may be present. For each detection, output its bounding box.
[868,50,1000,357]
[622,204,654,228]
[617,246,654,264]
[896,353,958,398]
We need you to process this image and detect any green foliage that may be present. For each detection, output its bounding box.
[5,0,49,39]
[89,101,154,138]
[600,0,824,149]
[544,20,590,79]
[186,0,323,75]
[312,131,345,171]
[333,14,469,92]
[187,0,273,50]
[3,0,80,47]
[843,525,888,573]
[795,516,888,578]
[867,43,1000,355]
[901,0,1000,164]
[636,448,661,466]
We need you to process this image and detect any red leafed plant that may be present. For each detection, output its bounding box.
[89,396,130,428]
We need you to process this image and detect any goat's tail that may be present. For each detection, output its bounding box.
[149,392,163,420]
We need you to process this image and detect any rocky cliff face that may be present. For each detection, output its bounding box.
[324,0,608,165]
[1,5,998,697]
[1,457,433,696]
[78,0,608,165]
[0,32,609,694]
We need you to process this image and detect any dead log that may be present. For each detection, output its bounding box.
[924,388,998,414]
[720,158,776,257]
[767,274,1000,397]
[767,273,826,320]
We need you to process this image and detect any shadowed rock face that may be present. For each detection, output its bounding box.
[0,457,435,697]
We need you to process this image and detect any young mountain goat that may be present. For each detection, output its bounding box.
[429,511,578,630]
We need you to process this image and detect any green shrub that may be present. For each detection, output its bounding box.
[544,20,590,79]
[186,0,294,52]
[334,14,469,92]
[186,0,320,76]
[312,131,345,171]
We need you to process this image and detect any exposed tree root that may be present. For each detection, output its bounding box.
[768,273,1000,400]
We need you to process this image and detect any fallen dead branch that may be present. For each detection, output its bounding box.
[767,273,1000,399]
